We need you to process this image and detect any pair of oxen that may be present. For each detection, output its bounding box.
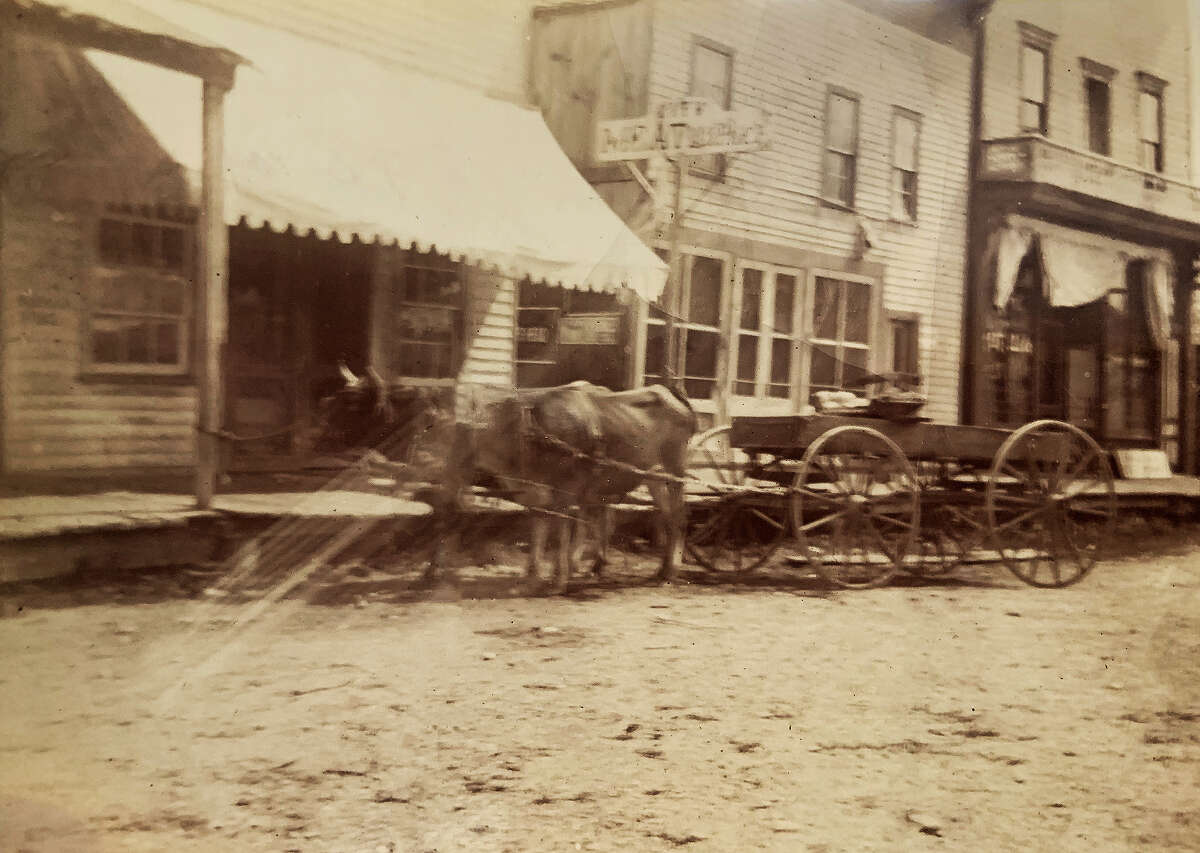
[321,367,699,592]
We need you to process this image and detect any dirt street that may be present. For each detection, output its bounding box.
[2,523,1200,853]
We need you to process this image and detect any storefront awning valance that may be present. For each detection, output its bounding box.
[989,216,1174,318]
[85,1,667,301]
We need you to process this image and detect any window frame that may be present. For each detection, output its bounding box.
[803,269,878,401]
[643,247,732,407]
[1137,71,1167,174]
[1017,21,1056,136]
[1081,58,1115,157]
[688,35,735,179]
[85,210,194,377]
[889,107,921,223]
[821,86,860,210]
[730,260,805,407]
[384,250,466,386]
[886,310,921,387]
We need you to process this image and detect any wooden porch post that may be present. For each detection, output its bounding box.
[196,79,230,508]
[1181,257,1198,474]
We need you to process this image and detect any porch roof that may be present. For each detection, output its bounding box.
[86,1,668,301]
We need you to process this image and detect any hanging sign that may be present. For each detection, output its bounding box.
[595,97,770,162]
[559,313,622,345]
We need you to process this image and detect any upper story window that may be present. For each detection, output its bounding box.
[891,109,920,222]
[1081,59,1115,156]
[90,209,193,374]
[689,38,733,177]
[1137,71,1167,173]
[1017,22,1055,135]
[822,88,859,208]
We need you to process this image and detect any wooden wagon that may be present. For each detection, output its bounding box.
[684,414,1117,589]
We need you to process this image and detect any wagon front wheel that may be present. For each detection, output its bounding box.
[790,425,921,589]
[685,426,788,576]
[984,420,1116,588]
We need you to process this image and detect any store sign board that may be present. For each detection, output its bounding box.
[560,313,621,345]
[595,98,770,162]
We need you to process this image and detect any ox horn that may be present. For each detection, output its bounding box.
[338,361,362,387]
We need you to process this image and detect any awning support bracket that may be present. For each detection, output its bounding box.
[625,161,658,205]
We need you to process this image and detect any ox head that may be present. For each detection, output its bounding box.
[311,362,397,453]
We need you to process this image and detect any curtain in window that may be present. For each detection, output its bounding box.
[1144,258,1174,350]
[991,226,1036,310]
[1036,234,1127,307]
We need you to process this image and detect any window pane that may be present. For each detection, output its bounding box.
[740,268,761,330]
[688,256,722,327]
[91,318,123,363]
[159,279,185,315]
[736,333,757,394]
[774,274,795,335]
[842,346,870,385]
[161,227,186,271]
[692,44,731,107]
[769,337,792,392]
[813,278,840,340]
[99,219,128,265]
[893,114,917,171]
[1021,46,1045,102]
[126,321,150,362]
[156,322,180,364]
[131,223,156,267]
[810,344,838,388]
[827,93,857,151]
[1019,100,1043,132]
[1140,91,1161,143]
[644,322,666,382]
[844,281,871,343]
[823,151,854,206]
[684,329,719,380]
[891,318,918,375]
[1086,79,1111,155]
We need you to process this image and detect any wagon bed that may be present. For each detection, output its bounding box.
[685,413,1117,591]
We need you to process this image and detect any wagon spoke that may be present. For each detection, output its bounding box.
[702,447,732,486]
[797,509,849,533]
[865,510,916,532]
[794,485,851,508]
[862,513,898,562]
[1065,503,1113,519]
[815,456,852,494]
[750,507,787,532]
[991,505,1045,535]
[689,507,728,545]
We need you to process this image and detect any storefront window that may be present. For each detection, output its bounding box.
[645,253,725,398]
[808,276,873,397]
[734,265,802,399]
[388,255,463,380]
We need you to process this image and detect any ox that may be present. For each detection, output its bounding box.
[316,369,696,593]
[443,381,697,591]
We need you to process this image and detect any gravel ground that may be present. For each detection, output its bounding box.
[2,519,1199,852]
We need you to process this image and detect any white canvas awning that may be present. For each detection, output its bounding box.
[989,217,1175,328]
[85,1,667,301]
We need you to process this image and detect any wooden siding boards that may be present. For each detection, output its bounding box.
[541,0,972,423]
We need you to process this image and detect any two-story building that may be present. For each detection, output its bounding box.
[966,0,1200,470]
[529,0,977,426]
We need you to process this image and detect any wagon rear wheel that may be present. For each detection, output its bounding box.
[790,425,920,589]
[685,426,789,575]
[984,420,1116,588]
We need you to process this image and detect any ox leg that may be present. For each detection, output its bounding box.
[651,481,685,583]
[591,505,610,577]
[551,514,574,593]
[528,512,547,585]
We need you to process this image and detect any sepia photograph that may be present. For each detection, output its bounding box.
[1,0,1199,849]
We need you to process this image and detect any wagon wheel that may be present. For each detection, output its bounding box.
[685,426,789,575]
[790,425,920,589]
[984,420,1116,588]
[908,462,987,577]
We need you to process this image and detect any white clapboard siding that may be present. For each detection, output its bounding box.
[458,270,515,388]
[643,0,971,423]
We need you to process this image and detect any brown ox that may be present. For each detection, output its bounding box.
[443,381,697,592]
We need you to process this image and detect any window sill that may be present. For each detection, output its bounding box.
[80,370,194,386]
[819,198,857,214]
[888,215,918,227]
